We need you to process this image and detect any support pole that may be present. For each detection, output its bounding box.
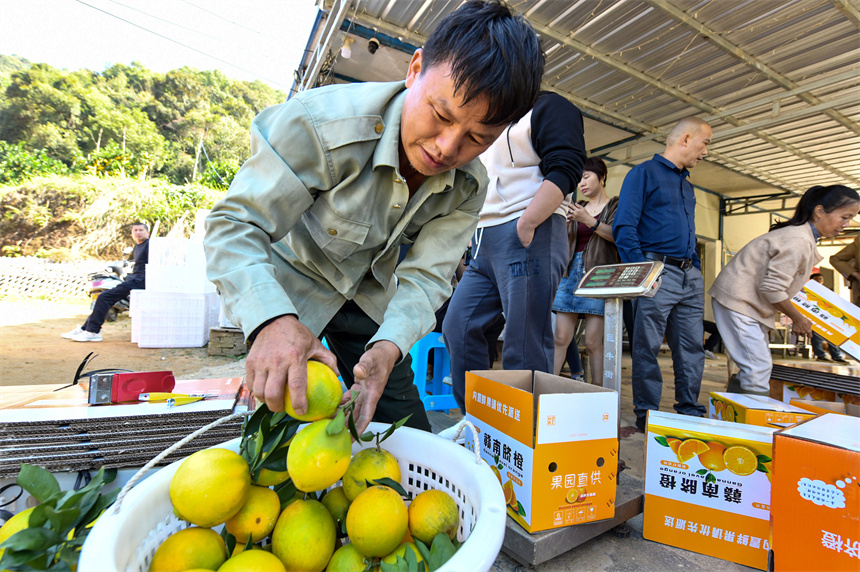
[603,297,624,421]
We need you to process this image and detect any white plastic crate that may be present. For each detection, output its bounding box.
[80,422,506,572]
[131,291,218,348]
[147,237,206,268]
[145,264,215,294]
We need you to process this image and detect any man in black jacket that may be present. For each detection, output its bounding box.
[62,222,149,342]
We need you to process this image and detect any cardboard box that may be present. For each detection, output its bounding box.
[791,279,860,361]
[789,399,860,417]
[463,370,618,533]
[771,414,860,571]
[781,382,859,406]
[709,392,816,428]
[644,411,776,570]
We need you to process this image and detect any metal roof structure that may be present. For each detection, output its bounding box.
[296,0,860,230]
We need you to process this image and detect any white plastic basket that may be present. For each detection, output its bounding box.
[79,420,506,572]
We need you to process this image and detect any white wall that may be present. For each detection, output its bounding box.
[605,164,629,199]
[695,190,720,241]
[721,212,773,255]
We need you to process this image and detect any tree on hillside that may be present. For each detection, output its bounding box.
[0,64,83,163]
[0,59,286,185]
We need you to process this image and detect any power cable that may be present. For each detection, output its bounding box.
[108,0,222,42]
[73,0,287,89]
[199,140,228,187]
[180,0,280,42]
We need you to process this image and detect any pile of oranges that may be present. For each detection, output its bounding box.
[149,360,461,572]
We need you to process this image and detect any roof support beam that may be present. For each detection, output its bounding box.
[647,0,860,136]
[723,192,796,216]
[595,69,860,155]
[713,94,860,140]
[301,0,353,91]
[831,0,860,28]
[341,5,854,193]
[526,18,860,186]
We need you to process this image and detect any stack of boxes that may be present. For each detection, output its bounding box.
[643,391,860,571]
[130,237,218,348]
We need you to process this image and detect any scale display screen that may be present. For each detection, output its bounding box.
[575,261,663,298]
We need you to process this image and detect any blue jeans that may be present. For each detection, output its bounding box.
[443,215,567,412]
[631,265,707,423]
[812,332,844,360]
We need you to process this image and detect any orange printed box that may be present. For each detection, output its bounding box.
[772,414,860,571]
[463,370,618,533]
[644,411,776,570]
[781,382,860,406]
[709,392,815,428]
[791,279,860,361]
[789,399,860,417]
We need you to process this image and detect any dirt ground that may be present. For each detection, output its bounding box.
[0,297,247,387]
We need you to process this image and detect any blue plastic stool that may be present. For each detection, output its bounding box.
[409,333,458,411]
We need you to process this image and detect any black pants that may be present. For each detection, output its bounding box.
[83,279,143,334]
[703,320,722,352]
[322,301,431,432]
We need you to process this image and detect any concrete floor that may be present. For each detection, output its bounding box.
[427,349,793,572]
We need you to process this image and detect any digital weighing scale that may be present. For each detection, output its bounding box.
[574,261,664,417]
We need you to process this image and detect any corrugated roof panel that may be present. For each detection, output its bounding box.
[315,0,860,198]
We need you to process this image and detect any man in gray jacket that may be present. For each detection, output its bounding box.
[204,1,544,434]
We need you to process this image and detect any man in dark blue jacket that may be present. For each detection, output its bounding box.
[62,222,149,342]
[613,116,712,431]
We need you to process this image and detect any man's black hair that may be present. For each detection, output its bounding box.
[421,0,544,126]
[131,221,149,231]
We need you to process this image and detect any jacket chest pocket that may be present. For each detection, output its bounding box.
[303,199,371,263]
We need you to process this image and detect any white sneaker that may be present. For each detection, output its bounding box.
[70,330,102,342]
[437,418,467,444]
[704,350,717,360]
[61,327,83,339]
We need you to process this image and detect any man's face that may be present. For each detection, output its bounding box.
[131,224,149,244]
[401,50,506,176]
[681,125,712,170]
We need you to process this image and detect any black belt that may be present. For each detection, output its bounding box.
[643,251,693,270]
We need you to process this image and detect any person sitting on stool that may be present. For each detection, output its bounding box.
[62,222,149,342]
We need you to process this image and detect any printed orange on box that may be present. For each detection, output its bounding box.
[792,279,860,361]
[781,382,859,406]
[789,399,860,417]
[464,370,618,533]
[772,414,860,571]
[644,411,776,570]
[709,392,815,428]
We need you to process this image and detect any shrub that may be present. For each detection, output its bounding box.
[200,160,239,190]
[0,141,69,184]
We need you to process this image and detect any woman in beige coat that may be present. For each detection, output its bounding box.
[709,185,859,394]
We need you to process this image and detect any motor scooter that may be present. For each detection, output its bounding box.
[87,247,133,322]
